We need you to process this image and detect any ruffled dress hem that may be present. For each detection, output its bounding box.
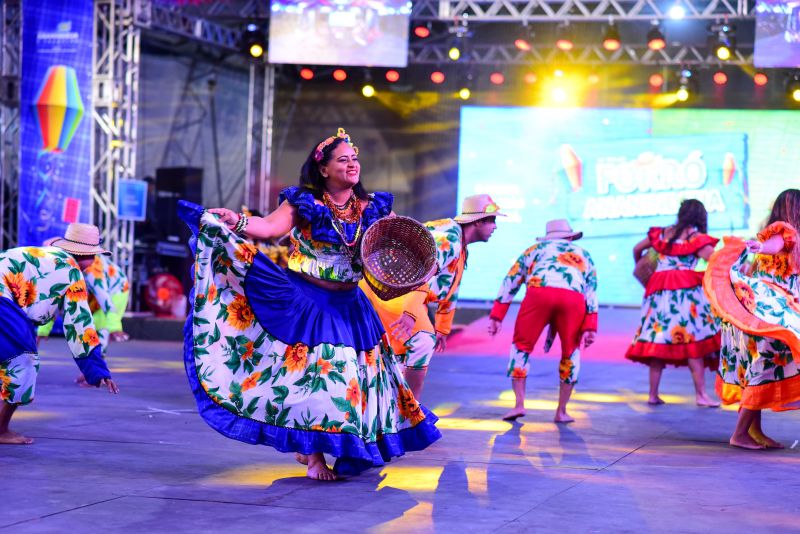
[625,333,720,369]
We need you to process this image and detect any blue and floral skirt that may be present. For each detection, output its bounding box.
[179,201,441,475]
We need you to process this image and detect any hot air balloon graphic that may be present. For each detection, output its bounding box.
[559,144,582,192]
[33,65,84,153]
[722,152,736,185]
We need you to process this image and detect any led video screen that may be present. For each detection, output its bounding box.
[755,0,800,67]
[268,1,412,67]
[458,107,800,306]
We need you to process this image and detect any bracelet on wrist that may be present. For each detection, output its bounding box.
[233,213,249,235]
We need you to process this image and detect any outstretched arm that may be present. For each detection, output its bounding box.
[209,200,297,241]
[746,235,785,255]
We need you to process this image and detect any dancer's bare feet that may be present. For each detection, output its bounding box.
[75,374,93,388]
[647,396,665,405]
[748,427,784,449]
[696,393,720,408]
[554,411,575,424]
[295,452,309,465]
[306,453,337,481]
[729,433,766,450]
[502,407,526,421]
[0,430,34,445]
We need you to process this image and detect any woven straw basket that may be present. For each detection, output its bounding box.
[361,216,438,301]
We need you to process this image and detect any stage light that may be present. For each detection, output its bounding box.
[713,70,728,85]
[647,25,666,51]
[431,71,445,84]
[588,73,600,85]
[649,73,664,88]
[552,87,568,103]
[490,72,505,85]
[711,24,736,61]
[555,23,574,51]
[514,38,532,51]
[676,68,693,101]
[362,84,375,98]
[668,4,686,19]
[242,22,266,59]
[676,87,689,101]
[754,72,768,86]
[299,68,314,80]
[524,72,538,84]
[458,87,471,100]
[448,46,461,61]
[786,72,800,102]
[385,70,400,83]
[413,24,431,38]
[602,24,621,51]
[332,69,347,82]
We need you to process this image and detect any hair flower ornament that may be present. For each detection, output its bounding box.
[314,127,359,162]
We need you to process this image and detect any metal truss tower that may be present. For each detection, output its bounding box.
[92,0,141,284]
[0,0,20,250]
[245,62,275,216]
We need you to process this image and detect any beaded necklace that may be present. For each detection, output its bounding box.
[322,191,364,252]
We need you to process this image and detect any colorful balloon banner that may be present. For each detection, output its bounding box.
[18,0,94,246]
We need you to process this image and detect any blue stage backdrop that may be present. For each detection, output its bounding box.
[19,0,93,246]
[458,107,800,306]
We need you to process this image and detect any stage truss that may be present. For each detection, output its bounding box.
[0,0,20,250]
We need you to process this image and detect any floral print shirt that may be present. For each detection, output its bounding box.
[0,246,101,358]
[83,255,130,313]
[751,222,799,295]
[491,239,598,330]
[422,218,467,335]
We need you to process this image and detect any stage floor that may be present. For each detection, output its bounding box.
[5,308,800,533]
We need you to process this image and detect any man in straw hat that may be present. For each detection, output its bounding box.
[488,219,598,423]
[362,194,504,399]
[0,223,119,444]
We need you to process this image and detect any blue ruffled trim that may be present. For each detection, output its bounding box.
[278,186,393,244]
[244,254,384,351]
[179,199,441,476]
[0,296,37,362]
[182,287,441,476]
[75,345,111,385]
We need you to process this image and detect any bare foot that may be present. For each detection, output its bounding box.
[696,394,720,408]
[295,452,309,465]
[75,374,93,389]
[111,332,130,342]
[748,428,784,449]
[0,430,34,445]
[554,411,575,424]
[648,396,665,405]
[306,457,338,481]
[729,433,766,450]
[502,408,526,421]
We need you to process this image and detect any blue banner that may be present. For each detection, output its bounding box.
[18,0,93,246]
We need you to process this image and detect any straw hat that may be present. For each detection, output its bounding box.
[49,223,110,256]
[453,194,507,224]
[536,219,583,241]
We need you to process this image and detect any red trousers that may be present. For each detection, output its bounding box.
[513,287,587,358]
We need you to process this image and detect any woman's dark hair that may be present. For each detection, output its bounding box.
[668,199,708,245]
[767,188,800,229]
[299,136,369,200]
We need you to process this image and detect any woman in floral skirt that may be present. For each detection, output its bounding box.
[179,129,440,480]
[626,199,721,406]
[705,189,800,449]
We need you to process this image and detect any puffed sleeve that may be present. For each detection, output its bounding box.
[757,221,798,252]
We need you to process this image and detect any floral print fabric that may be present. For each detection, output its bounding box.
[626,228,720,366]
[187,209,438,466]
[0,354,40,405]
[714,223,800,409]
[493,239,598,319]
[0,246,101,359]
[423,218,466,335]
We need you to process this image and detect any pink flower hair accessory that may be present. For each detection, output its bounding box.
[314,128,359,162]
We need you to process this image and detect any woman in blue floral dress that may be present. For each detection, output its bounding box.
[626,200,721,406]
[706,189,800,449]
[179,129,441,480]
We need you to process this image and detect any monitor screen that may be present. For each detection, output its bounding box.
[458,106,800,306]
[268,1,412,67]
[754,0,800,67]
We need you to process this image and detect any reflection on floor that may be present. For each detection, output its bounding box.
[4,310,799,532]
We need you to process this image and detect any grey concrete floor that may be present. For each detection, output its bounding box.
[4,332,800,533]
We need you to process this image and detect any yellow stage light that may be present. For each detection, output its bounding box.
[448,46,461,61]
[793,88,800,102]
[676,87,689,101]
[361,84,376,98]
[716,45,731,61]
[249,43,264,58]
[458,87,471,100]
